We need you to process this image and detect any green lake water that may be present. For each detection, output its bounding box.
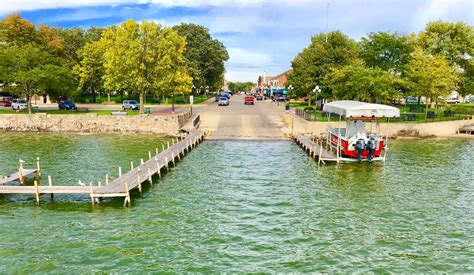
[0,133,473,272]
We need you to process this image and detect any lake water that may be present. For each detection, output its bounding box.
[0,133,473,272]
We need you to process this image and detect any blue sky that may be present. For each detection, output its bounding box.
[1,0,472,82]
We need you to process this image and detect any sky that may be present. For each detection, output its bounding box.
[0,0,472,82]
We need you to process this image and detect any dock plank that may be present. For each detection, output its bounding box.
[0,169,37,185]
[293,134,337,161]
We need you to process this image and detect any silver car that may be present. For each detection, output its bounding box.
[218,97,229,106]
[122,100,140,110]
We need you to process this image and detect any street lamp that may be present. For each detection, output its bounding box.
[311,85,322,108]
[205,85,209,96]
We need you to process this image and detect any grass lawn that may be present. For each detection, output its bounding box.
[290,101,473,123]
[73,94,212,105]
[0,109,141,116]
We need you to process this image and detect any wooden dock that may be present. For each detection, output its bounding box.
[459,124,473,135]
[0,158,41,185]
[293,134,338,164]
[0,130,206,206]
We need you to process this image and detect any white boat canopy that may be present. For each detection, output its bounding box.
[323,100,400,118]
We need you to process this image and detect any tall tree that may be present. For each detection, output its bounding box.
[0,13,38,45]
[101,20,191,113]
[359,32,415,73]
[418,21,474,96]
[0,44,74,113]
[404,47,458,112]
[288,31,360,100]
[38,24,65,56]
[74,40,106,102]
[173,23,229,91]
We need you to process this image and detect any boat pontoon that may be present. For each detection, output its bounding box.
[322,100,400,162]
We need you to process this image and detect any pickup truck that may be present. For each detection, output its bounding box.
[244,96,255,105]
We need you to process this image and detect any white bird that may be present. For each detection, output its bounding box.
[78,180,85,186]
[19,159,25,163]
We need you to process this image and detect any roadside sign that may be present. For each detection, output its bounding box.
[190,95,194,104]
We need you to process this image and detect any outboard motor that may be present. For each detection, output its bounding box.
[367,138,377,161]
[355,139,365,162]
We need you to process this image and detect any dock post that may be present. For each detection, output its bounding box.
[36,157,41,177]
[137,174,142,195]
[34,180,40,205]
[156,161,161,178]
[155,147,159,156]
[167,141,170,149]
[118,166,122,177]
[148,151,152,160]
[89,182,95,206]
[177,150,181,160]
[162,144,165,152]
[19,160,25,185]
[105,174,109,186]
[171,153,176,166]
[165,157,169,172]
[172,139,175,145]
[48,175,54,199]
[148,168,152,185]
[140,159,144,165]
[130,161,134,170]
[124,181,131,207]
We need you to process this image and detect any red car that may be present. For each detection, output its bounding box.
[0,96,13,107]
[244,96,255,105]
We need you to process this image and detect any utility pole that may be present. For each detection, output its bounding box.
[325,2,329,42]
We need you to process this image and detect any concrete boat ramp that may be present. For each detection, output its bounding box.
[0,130,206,207]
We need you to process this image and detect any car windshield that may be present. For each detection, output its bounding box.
[18,100,26,103]
[63,100,73,104]
[219,97,227,100]
[129,101,138,104]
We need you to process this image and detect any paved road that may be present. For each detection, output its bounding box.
[195,94,287,140]
[0,104,176,112]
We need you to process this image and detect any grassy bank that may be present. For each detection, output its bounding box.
[0,110,140,116]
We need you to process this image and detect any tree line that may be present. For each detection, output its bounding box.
[288,21,473,109]
[227,81,254,93]
[0,14,229,113]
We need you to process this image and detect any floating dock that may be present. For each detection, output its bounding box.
[292,134,338,164]
[0,130,206,206]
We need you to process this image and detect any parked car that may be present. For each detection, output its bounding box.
[11,99,27,110]
[58,100,77,110]
[122,100,140,110]
[218,97,230,106]
[223,93,231,99]
[245,96,255,105]
[465,95,474,103]
[446,97,460,104]
[256,95,263,101]
[0,96,13,107]
[277,97,288,102]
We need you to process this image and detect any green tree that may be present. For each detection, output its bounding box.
[74,40,106,102]
[326,63,398,103]
[101,20,191,113]
[359,32,415,73]
[0,44,74,113]
[404,47,458,112]
[419,21,474,96]
[288,31,360,102]
[173,23,229,91]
